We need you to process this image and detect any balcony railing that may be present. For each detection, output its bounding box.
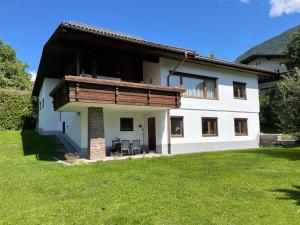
[50,76,185,110]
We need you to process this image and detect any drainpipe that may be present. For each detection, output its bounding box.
[167,51,188,155]
[167,51,188,86]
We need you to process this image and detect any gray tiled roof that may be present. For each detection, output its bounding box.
[61,21,277,75]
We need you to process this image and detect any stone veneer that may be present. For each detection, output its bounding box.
[88,107,106,160]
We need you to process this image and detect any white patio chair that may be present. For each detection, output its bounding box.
[131,140,141,155]
[120,140,130,155]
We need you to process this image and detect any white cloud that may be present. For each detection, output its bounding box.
[269,0,300,17]
[28,70,37,81]
[240,0,250,4]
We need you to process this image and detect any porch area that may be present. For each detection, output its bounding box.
[49,77,184,160]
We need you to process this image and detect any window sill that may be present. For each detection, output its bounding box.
[234,97,247,100]
[171,135,184,138]
[235,134,248,136]
[183,96,219,100]
[202,134,218,137]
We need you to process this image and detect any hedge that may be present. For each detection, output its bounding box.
[0,89,37,130]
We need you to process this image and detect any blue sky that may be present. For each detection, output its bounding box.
[0,0,299,80]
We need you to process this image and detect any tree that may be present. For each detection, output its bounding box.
[273,30,300,137]
[0,39,32,91]
[275,70,300,136]
[259,90,280,133]
[284,30,300,71]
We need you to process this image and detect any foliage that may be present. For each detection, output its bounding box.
[0,90,37,130]
[275,70,300,137]
[0,39,32,91]
[259,90,280,133]
[1,130,300,224]
[284,29,300,72]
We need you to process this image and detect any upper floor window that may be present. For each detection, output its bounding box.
[169,72,217,99]
[234,118,248,136]
[202,117,218,136]
[233,82,246,99]
[171,116,184,137]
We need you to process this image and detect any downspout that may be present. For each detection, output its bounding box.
[167,51,188,155]
[167,51,188,86]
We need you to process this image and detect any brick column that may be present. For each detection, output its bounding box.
[88,107,106,160]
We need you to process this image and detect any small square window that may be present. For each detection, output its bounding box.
[120,118,133,131]
[234,118,248,136]
[233,82,246,99]
[171,116,184,137]
[202,118,218,136]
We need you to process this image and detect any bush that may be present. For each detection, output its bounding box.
[0,89,37,130]
[259,90,281,133]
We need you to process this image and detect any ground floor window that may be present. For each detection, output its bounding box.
[120,118,133,131]
[234,118,248,136]
[171,116,184,137]
[202,117,218,136]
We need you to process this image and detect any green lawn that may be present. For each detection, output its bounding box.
[0,131,300,225]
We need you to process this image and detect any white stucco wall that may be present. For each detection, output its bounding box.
[159,58,261,153]
[143,61,161,85]
[38,78,85,150]
[169,109,259,153]
[103,110,146,147]
[38,78,61,132]
[160,58,260,113]
[39,56,263,156]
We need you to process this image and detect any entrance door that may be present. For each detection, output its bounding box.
[148,117,156,151]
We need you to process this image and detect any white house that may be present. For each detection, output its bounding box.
[33,22,276,160]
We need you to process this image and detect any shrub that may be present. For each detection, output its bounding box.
[0,89,37,130]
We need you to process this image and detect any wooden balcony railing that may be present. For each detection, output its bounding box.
[50,76,185,111]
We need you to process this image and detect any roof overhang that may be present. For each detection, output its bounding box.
[33,22,278,96]
[238,54,286,64]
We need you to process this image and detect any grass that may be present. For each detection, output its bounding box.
[0,130,300,225]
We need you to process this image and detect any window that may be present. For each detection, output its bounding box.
[233,82,246,99]
[42,99,44,108]
[171,116,184,137]
[182,77,205,97]
[169,72,217,99]
[169,75,181,87]
[120,118,133,131]
[234,118,248,136]
[202,118,218,136]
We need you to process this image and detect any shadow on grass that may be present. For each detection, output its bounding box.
[247,146,300,161]
[21,130,64,161]
[271,185,300,206]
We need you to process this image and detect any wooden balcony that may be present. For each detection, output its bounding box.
[50,76,185,111]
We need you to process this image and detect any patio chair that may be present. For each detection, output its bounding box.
[120,140,130,155]
[111,140,119,153]
[131,139,141,155]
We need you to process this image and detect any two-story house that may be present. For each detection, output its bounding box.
[33,22,277,160]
